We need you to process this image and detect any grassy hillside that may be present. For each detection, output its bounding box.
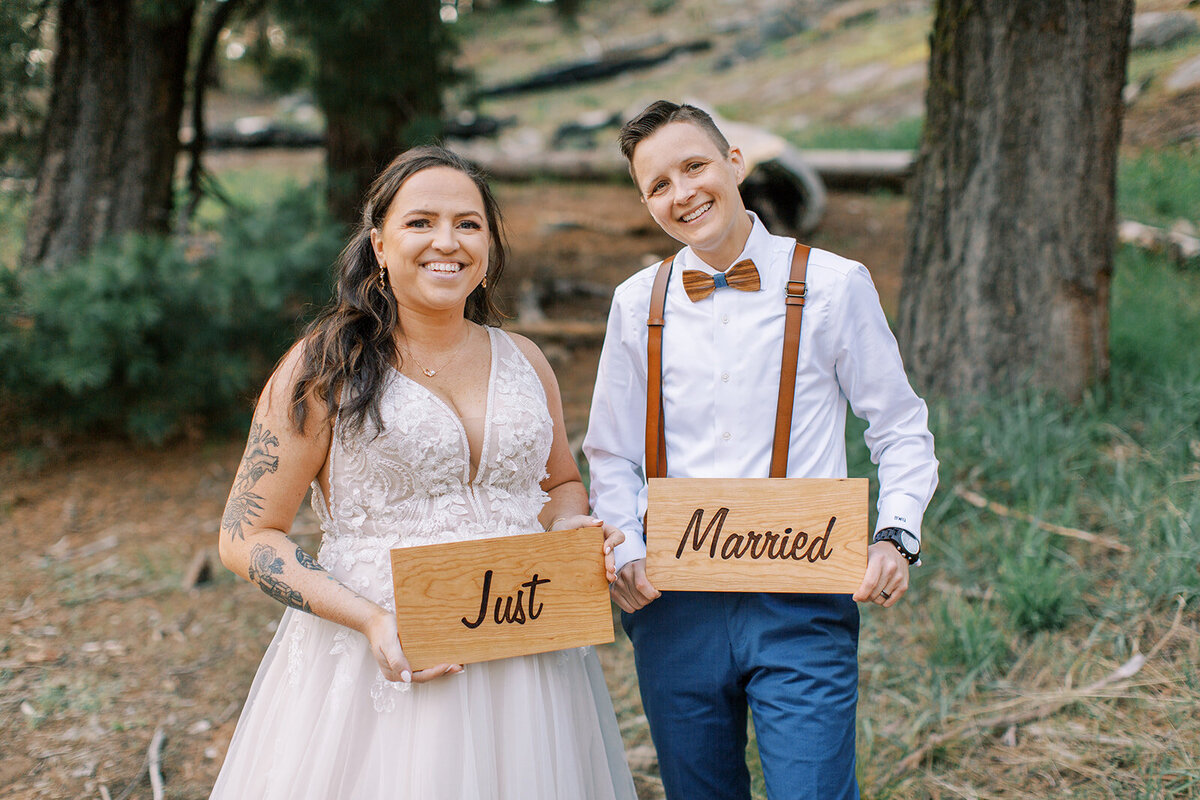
[454,0,1200,155]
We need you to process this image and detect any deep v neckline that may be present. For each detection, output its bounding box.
[391,326,498,484]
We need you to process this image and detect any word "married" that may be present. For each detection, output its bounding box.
[674,507,836,562]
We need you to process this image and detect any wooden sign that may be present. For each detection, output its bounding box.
[390,527,614,671]
[645,478,868,593]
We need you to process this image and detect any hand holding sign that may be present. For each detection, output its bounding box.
[610,559,660,613]
[646,478,868,593]
[362,610,462,685]
[391,527,615,671]
[852,541,911,608]
[545,514,624,583]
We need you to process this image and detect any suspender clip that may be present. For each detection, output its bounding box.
[785,280,807,306]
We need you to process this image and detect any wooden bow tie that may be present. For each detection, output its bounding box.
[681,259,760,302]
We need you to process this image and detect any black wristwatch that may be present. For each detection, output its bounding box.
[873,527,920,564]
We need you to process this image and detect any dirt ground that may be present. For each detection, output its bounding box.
[0,181,908,800]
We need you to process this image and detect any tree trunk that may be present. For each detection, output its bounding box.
[288,0,451,224]
[20,0,196,270]
[322,100,412,226]
[898,0,1133,401]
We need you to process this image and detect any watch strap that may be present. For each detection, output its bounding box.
[873,527,919,564]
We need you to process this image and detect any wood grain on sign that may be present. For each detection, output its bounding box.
[646,478,868,593]
[391,527,613,671]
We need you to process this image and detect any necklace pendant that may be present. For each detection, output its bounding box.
[422,368,437,377]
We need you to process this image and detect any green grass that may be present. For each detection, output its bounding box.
[785,116,924,150]
[1118,145,1200,229]
[929,594,1008,674]
[191,164,324,228]
[845,244,1200,798]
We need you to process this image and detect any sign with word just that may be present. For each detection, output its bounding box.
[390,527,614,671]
[646,478,868,593]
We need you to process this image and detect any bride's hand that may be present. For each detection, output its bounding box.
[363,609,463,684]
[548,515,625,583]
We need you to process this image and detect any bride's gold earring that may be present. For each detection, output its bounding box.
[378,264,387,292]
[481,274,487,290]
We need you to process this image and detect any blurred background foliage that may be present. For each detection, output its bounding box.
[0,0,49,176]
[0,2,1198,797]
[0,187,339,442]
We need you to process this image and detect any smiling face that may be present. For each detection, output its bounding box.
[370,165,489,318]
[630,121,753,270]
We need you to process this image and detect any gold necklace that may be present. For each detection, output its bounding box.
[402,326,471,378]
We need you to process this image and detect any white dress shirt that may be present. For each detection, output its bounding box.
[584,213,939,573]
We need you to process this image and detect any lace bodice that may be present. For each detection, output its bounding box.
[310,327,553,601]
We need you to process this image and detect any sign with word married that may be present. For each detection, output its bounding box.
[391,528,613,671]
[646,478,868,592]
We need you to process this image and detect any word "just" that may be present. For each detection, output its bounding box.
[461,569,551,629]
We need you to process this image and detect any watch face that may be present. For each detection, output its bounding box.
[899,530,919,554]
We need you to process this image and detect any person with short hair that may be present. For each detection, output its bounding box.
[584,101,938,800]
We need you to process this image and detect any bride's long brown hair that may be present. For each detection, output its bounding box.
[288,146,506,435]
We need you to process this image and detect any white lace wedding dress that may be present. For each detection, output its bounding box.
[211,327,636,799]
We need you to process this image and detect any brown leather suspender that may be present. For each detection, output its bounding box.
[645,244,811,480]
[645,254,674,481]
[772,244,811,476]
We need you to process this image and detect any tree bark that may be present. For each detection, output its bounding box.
[898,0,1133,401]
[285,0,451,224]
[20,0,196,270]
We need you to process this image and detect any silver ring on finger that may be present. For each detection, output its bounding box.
[879,590,891,600]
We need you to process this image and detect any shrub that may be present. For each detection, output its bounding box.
[997,532,1083,634]
[0,188,342,443]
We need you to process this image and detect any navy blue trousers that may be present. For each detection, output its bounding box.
[623,591,860,800]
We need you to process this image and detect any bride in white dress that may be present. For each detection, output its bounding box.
[211,147,637,799]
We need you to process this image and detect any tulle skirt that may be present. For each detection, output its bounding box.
[210,608,636,799]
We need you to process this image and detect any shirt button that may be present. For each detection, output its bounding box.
[722,431,732,441]
[721,372,730,382]
[721,314,730,325]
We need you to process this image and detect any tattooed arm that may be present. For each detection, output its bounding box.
[218,343,461,683]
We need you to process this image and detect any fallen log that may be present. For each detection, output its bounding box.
[199,119,323,150]
[188,112,513,152]
[705,106,827,235]
[454,145,627,182]
[796,149,915,191]
[453,108,830,236]
[504,319,607,344]
[1118,219,1200,265]
[477,39,713,98]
